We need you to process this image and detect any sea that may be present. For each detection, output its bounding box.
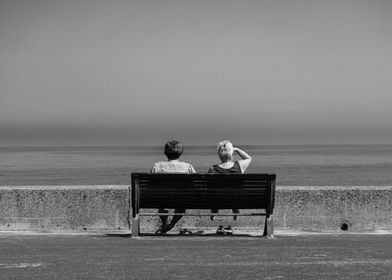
[0,145,391,186]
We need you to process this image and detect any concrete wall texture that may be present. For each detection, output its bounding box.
[0,186,129,232]
[276,186,392,232]
[0,185,391,233]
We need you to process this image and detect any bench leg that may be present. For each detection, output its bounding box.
[131,214,140,238]
[263,215,274,238]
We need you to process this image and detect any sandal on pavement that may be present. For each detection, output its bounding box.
[179,228,193,235]
[216,225,225,235]
[155,224,173,235]
[224,225,233,235]
[155,228,167,235]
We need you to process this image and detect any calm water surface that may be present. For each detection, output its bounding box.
[0,145,391,186]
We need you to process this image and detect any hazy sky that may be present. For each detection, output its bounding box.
[1,0,392,145]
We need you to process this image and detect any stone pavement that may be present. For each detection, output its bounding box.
[0,232,391,279]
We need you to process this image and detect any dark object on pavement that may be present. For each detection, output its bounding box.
[224,225,233,235]
[179,228,193,235]
[216,225,225,234]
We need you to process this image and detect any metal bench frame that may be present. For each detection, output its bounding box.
[131,173,276,238]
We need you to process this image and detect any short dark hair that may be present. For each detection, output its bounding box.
[164,140,183,160]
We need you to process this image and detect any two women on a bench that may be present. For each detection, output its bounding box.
[151,140,252,234]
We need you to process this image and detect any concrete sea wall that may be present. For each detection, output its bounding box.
[275,186,392,232]
[0,186,129,232]
[0,185,391,233]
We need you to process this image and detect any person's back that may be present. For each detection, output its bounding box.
[152,160,195,174]
[151,140,196,234]
[208,140,252,225]
[208,161,242,174]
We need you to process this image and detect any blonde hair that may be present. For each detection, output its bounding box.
[217,140,234,163]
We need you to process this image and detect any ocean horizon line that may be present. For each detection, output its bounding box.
[1,143,392,148]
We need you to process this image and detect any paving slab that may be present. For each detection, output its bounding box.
[0,233,391,279]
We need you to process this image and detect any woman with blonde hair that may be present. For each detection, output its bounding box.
[208,140,252,174]
[208,140,252,233]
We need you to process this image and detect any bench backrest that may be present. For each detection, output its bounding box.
[131,173,276,215]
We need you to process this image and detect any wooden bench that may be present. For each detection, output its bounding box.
[131,173,276,238]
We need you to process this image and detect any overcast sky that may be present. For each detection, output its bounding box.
[1,0,391,146]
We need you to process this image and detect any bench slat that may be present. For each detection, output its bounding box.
[133,173,275,210]
[139,213,267,216]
